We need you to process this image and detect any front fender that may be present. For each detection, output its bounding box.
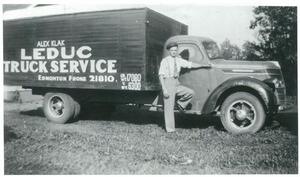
[202,77,276,114]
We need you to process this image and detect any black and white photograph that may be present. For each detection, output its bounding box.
[2,0,298,174]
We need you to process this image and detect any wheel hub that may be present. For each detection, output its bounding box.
[227,99,257,129]
[236,109,247,120]
[49,96,65,117]
[55,102,63,110]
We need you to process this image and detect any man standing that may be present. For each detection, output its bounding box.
[158,42,211,132]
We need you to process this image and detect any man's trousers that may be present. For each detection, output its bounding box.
[163,77,194,132]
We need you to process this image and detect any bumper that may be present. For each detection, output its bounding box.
[274,87,293,112]
[278,103,293,112]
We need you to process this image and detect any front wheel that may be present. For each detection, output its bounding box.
[220,92,266,134]
[43,92,75,124]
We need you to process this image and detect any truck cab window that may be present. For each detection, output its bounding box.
[202,41,221,59]
[178,44,203,62]
[179,49,189,60]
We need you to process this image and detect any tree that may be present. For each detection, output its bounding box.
[220,39,242,60]
[248,6,297,95]
[241,41,262,61]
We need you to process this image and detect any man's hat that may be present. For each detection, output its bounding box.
[166,42,178,50]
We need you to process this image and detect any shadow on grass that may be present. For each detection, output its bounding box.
[4,126,21,143]
[273,111,298,136]
[18,104,297,134]
[77,104,298,133]
[20,107,45,118]
[79,104,224,131]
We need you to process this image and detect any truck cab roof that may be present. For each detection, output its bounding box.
[163,35,218,58]
[166,35,216,44]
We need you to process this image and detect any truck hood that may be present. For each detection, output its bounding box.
[211,59,281,70]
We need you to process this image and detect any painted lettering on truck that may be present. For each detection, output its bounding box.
[3,39,142,90]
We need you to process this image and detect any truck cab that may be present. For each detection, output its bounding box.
[162,35,287,134]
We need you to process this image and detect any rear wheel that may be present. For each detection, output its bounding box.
[43,92,75,124]
[220,92,266,134]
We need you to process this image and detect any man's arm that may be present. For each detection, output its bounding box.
[159,75,166,91]
[159,75,169,98]
[191,62,212,69]
[158,59,169,98]
[178,58,212,69]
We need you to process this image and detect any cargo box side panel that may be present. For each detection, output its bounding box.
[4,9,147,91]
[4,15,74,87]
[145,9,188,90]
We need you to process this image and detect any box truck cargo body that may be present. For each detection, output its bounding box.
[4,8,187,91]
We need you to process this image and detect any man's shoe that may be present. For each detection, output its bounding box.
[167,129,176,133]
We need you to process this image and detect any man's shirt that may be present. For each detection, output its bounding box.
[159,56,192,78]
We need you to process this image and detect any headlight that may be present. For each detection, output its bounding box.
[272,78,285,88]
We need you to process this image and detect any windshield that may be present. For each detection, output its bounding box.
[202,41,222,59]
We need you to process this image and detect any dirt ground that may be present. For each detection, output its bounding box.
[4,101,298,174]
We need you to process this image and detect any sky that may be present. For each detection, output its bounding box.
[148,5,258,47]
[3,4,258,47]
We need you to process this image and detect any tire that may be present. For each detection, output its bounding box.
[43,92,75,124]
[220,92,266,134]
[73,100,81,119]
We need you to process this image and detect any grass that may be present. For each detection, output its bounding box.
[4,103,298,174]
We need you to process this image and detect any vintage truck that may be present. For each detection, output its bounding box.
[4,6,288,134]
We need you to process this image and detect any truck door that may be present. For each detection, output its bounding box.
[177,43,212,113]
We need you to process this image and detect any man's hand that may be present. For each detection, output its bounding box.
[202,63,213,68]
[163,90,170,98]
